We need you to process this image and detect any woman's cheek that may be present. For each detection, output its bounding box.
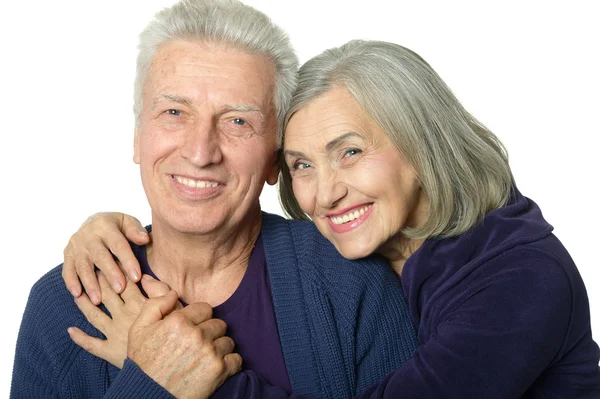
[292,178,315,215]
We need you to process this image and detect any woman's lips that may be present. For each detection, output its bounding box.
[327,204,373,233]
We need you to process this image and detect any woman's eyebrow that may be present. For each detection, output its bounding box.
[284,132,361,159]
[283,150,306,159]
[325,132,361,152]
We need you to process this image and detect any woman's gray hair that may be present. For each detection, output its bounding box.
[134,0,298,145]
[280,40,514,239]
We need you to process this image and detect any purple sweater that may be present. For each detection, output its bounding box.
[214,188,600,398]
[137,234,292,392]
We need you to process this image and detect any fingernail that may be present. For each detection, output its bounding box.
[69,287,80,297]
[130,271,140,281]
[142,274,154,281]
[90,292,101,304]
[67,327,74,335]
[113,281,123,292]
[138,230,148,236]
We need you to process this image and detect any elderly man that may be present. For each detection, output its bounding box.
[10,0,416,398]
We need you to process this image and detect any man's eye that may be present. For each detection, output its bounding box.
[344,148,361,157]
[232,118,247,126]
[166,109,181,116]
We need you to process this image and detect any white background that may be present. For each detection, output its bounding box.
[1,0,598,395]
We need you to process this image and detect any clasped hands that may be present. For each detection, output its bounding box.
[64,213,242,399]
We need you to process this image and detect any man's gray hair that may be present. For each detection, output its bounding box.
[134,0,298,146]
[280,40,515,239]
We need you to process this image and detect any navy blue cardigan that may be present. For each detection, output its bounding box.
[10,213,418,398]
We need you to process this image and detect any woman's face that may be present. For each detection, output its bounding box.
[284,86,428,260]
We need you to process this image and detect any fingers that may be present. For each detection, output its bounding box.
[141,274,171,298]
[139,275,185,309]
[67,326,125,369]
[223,353,243,376]
[74,294,111,335]
[93,225,135,290]
[68,327,105,358]
[97,271,125,310]
[62,255,82,298]
[101,223,142,284]
[132,290,180,331]
[66,233,122,303]
[119,277,146,309]
[76,259,102,305]
[120,214,149,246]
[193,317,228,343]
[180,302,215,326]
[213,336,235,358]
[63,212,144,304]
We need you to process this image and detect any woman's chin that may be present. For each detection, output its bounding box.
[334,241,376,260]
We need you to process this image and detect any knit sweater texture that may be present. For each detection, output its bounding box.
[10,212,418,398]
[207,189,600,398]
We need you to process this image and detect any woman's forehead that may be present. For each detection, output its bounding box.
[284,88,384,150]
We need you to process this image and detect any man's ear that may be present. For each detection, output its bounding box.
[133,128,140,164]
[266,150,281,186]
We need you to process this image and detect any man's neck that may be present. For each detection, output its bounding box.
[146,211,262,306]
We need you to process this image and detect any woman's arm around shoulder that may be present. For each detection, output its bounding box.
[355,248,600,398]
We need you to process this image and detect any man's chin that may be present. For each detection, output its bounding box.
[153,213,228,236]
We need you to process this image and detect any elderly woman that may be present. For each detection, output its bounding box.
[61,40,600,397]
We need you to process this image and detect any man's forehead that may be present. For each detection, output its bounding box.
[145,41,276,114]
[151,40,274,82]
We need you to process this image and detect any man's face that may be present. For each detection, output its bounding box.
[134,40,279,235]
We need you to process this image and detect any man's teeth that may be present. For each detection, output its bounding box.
[175,176,219,188]
[330,205,371,225]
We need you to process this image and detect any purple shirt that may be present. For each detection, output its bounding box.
[135,234,292,393]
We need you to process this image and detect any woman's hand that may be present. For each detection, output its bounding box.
[62,212,149,304]
[68,271,178,368]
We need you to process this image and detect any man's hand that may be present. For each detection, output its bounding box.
[68,272,175,368]
[129,291,242,399]
[62,212,149,304]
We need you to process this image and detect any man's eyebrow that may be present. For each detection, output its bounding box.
[223,104,265,120]
[325,132,361,152]
[152,94,193,109]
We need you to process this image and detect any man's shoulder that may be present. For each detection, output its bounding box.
[14,265,118,397]
[261,212,394,289]
[16,266,87,368]
[29,264,73,309]
[262,212,387,263]
[21,264,110,360]
[23,265,88,337]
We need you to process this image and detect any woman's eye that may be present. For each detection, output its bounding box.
[232,118,247,126]
[293,162,311,171]
[166,109,181,116]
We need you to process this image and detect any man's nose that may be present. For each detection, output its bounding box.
[179,120,223,166]
[316,170,347,209]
